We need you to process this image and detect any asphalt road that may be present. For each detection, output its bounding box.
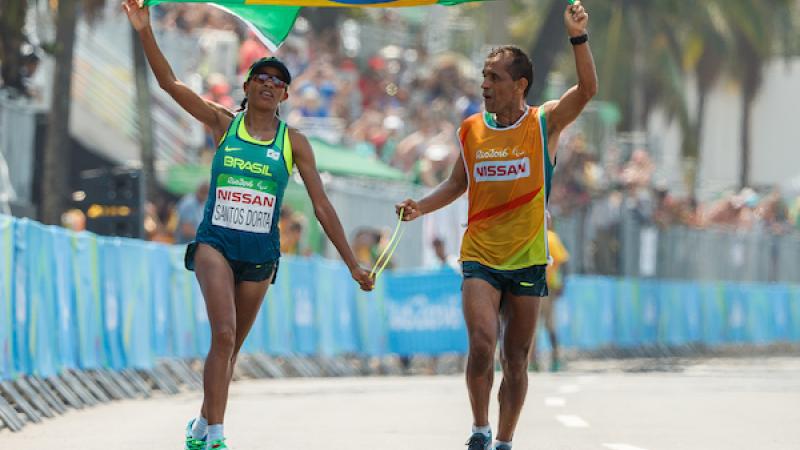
[1,357,798,450]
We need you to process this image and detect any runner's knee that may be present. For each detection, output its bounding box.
[211,325,237,354]
[500,347,530,373]
[468,340,495,372]
[468,330,495,359]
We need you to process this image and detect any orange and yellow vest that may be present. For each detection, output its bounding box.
[459,106,553,270]
[546,229,569,290]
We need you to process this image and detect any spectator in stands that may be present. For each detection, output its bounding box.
[755,190,791,234]
[175,181,208,244]
[353,227,381,268]
[203,73,235,110]
[432,236,460,272]
[706,188,757,230]
[143,201,174,243]
[790,196,800,231]
[238,31,269,75]
[392,105,455,174]
[19,50,41,98]
[682,196,705,228]
[418,143,457,187]
[279,207,307,255]
[61,209,86,232]
[288,86,329,120]
[347,107,390,158]
[359,56,388,109]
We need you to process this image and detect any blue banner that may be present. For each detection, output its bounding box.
[150,245,172,358]
[724,284,749,343]
[384,269,466,356]
[637,279,661,346]
[0,215,14,380]
[100,238,126,370]
[790,286,800,342]
[564,276,615,349]
[315,259,358,356]
[25,223,61,377]
[353,284,388,356]
[264,258,293,355]
[285,257,318,355]
[168,246,203,359]
[71,232,105,369]
[51,226,79,371]
[2,213,800,374]
[12,219,30,375]
[698,283,726,345]
[658,282,699,346]
[116,239,155,369]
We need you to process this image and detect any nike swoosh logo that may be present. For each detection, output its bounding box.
[520,281,534,287]
[224,146,242,152]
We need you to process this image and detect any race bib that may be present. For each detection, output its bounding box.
[212,174,277,233]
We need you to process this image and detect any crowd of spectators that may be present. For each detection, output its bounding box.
[152,4,479,187]
[50,4,799,258]
[549,133,799,236]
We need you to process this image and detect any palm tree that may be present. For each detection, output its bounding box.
[41,0,107,225]
[131,28,157,206]
[722,0,794,188]
[527,0,794,195]
[520,0,567,104]
[0,0,29,95]
[663,1,730,194]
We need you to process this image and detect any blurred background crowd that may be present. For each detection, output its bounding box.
[2,0,800,282]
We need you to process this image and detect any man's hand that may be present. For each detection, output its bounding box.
[395,199,422,222]
[122,0,150,32]
[564,0,589,37]
[351,267,375,292]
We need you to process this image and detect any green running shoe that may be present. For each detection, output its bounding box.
[465,432,492,450]
[207,438,228,450]
[184,419,206,450]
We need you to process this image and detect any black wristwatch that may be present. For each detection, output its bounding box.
[570,33,589,46]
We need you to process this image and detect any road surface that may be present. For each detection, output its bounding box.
[2,357,798,450]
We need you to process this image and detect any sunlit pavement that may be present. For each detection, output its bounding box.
[2,356,799,450]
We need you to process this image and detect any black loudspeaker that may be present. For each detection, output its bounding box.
[78,167,144,238]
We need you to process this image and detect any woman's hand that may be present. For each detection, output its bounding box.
[351,266,375,292]
[122,0,150,32]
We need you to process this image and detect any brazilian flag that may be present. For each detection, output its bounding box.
[145,0,489,50]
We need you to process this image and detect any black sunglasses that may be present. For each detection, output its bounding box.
[251,73,287,88]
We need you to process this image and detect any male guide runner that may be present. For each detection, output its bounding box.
[396,2,597,449]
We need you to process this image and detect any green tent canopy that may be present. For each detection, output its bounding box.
[165,138,407,195]
[307,138,407,181]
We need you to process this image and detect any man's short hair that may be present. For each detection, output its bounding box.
[487,46,534,97]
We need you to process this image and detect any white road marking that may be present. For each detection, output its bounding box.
[602,444,649,450]
[555,414,589,428]
[544,396,566,407]
[558,384,580,394]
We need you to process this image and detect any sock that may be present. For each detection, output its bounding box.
[495,440,512,449]
[208,424,224,443]
[191,416,208,440]
[472,424,491,438]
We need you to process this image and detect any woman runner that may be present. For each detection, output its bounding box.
[123,2,374,449]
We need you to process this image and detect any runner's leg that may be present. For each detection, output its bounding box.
[496,292,541,441]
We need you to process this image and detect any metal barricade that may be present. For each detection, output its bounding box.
[555,202,800,283]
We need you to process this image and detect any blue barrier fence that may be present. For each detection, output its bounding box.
[0,214,799,380]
